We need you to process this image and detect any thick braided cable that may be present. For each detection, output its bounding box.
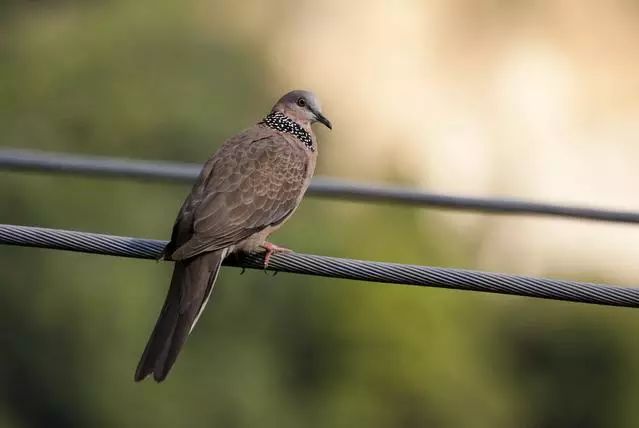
[1,224,638,308]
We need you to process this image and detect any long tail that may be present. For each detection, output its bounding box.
[134,249,226,382]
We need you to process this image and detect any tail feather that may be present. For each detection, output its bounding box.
[135,250,226,382]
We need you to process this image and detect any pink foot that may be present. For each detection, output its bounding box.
[260,242,292,268]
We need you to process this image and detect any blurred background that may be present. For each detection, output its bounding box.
[2,0,639,427]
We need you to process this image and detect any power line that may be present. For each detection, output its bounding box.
[2,223,638,309]
[2,149,639,225]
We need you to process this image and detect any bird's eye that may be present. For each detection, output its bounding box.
[296,98,306,107]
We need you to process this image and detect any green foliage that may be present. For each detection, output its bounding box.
[2,2,638,427]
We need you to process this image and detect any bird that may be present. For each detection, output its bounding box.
[134,90,332,382]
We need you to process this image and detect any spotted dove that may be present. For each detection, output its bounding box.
[134,90,331,382]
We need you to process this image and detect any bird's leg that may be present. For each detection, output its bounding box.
[260,242,292,268]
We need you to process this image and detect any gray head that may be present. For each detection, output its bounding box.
[271,90,332,129]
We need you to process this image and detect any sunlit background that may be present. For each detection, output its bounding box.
[3,1,639,427]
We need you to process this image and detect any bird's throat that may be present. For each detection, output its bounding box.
[262,112,314,152]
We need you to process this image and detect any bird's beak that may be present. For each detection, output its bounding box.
[314,111,332,130]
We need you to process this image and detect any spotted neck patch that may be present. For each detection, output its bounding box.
[262,111,314,151]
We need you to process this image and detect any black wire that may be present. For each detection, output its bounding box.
[2,223,638,308]
[3,149,639,225]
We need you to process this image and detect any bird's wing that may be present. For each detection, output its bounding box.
[169,129,308,261]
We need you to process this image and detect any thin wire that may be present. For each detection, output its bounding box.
[2,149,639,225]
[2,223,638,308]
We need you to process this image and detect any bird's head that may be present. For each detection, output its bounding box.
[272,90,332,130]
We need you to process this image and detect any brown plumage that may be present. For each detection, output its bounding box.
[135,90,331,382]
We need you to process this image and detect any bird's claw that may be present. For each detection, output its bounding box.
[260,242,292,269]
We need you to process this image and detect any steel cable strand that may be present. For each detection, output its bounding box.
[235,250,639,307]
[2,223,639,308]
